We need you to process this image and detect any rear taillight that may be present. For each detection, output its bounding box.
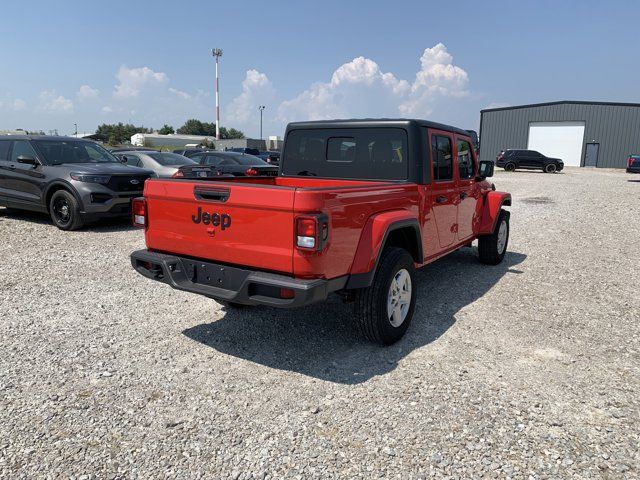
[629,157,635,167]
[245,168,258,176]
[172,170,184,178]
[497,153,504,161]
[132,197,147,228]
[295,215,329,251]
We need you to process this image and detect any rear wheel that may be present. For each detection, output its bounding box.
[355,247,416,345]
[544,163,557,173]
[504,162,516,172]
[49,190,84,231]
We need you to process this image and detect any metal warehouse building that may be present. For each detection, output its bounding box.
[479,101,640,168]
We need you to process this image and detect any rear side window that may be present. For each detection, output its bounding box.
[431,135,453,181]
[0,140,10,161]
[282,128,408,180]
[457,139,475,179]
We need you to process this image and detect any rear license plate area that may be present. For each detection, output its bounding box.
[182,260,248,291]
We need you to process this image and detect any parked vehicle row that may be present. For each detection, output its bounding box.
[130,119,512,345]
[496,149,564,173]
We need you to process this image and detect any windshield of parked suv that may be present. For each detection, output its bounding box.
[148,152,196,166]
[34,140,119,165]
[282,128,408,180]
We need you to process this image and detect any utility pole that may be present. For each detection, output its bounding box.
[74,123,78,137]
[212,48,223,140]
[258,105,266,140]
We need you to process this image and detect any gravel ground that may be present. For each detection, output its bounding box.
[1,167,639,479]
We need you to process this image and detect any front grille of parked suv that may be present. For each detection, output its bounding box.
[107,175,150,192]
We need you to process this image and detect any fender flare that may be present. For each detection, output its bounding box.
[346,211,422,289]
[43,181,85,212]
[477,190,511,235]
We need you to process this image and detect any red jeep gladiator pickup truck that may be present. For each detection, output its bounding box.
[131,119,511,344]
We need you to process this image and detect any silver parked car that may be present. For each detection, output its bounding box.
[115,150,197,178]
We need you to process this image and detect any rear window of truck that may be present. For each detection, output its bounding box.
[282,128,408,180]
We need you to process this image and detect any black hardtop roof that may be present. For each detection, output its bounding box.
[0,135,94,141]
[285,118,471,137]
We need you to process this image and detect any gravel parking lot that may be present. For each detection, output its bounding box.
[1,168,638,479]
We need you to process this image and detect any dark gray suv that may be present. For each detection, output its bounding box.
[0,135,154,230]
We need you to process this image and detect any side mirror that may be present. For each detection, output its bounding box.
[16,155,38,166]
[477,160,494,179]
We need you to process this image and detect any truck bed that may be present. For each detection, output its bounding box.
[142,176,420,278]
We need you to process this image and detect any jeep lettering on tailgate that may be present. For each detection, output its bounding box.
[192,207,232,230]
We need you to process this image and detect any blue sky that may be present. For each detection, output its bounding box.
[0,0,637,138]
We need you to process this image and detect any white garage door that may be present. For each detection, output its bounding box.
[527,122,586,167]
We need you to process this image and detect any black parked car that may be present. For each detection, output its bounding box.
[228,147,261,156]
[258,150,280,165]
[186,151,278,176]
[173,148,215,157]
[496,149,564,173]
[627,155,640,173]
[0,136,153,230]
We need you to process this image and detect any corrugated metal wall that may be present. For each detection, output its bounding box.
[479,102,640,168]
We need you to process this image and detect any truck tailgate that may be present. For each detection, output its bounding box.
[144,180,295,274]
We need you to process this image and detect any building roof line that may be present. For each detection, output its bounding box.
[481,100,640,113]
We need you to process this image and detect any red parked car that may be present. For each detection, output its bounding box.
[130,119,511,344]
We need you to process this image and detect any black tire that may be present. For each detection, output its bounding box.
[49,190,84,231]
[354,247,416,345]
[544,163,557,173]
[504,162,516,172]
[478,209,509,265]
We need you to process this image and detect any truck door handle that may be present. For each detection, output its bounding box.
[435,196,447,204]
[194,187,230,202]
[9,164,16,169]
[460,192,468,199]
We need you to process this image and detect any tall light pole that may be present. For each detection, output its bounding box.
[258,105,266,140]
[211,48,223,140]
[74,123,78,137]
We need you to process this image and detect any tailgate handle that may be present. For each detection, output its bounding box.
[194,187,230,202]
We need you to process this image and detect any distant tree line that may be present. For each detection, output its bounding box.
[95,120,245,145]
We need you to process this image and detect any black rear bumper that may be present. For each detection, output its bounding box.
[130,249,347,308]
[627,166,640,173]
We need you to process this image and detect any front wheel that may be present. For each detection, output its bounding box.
[544,163,557,173]
[478,209,509,265]
[49,190,84,231]
[354,247,416,345]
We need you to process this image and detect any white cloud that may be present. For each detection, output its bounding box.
[169,87,191,100]
[39,90,74,113]
[225,69,277,133]
[278,43,468,123]
[0,97,27,112]
[113,65,168,99]
[101,106,113,113]
[77,84,99,100]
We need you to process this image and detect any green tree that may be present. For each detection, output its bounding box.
[176,119,205,135]
[225,128,245,139]
[158,124,174,135]
[95,123,151,144]
[176,119,245,139]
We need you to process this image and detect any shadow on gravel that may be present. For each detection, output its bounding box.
[183,249,527,384]
[0,208,134,232]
